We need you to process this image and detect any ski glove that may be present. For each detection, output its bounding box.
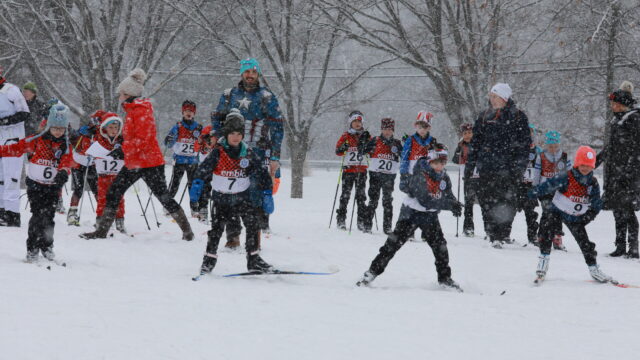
[336,143,349,154]
[108,145,124,160]
[78,125,96,137]
[263,189,274,214]
[190,179,205,203]
[53,170,69,190]
[580,209,598,225]
[450,201,463,217]
[463,164,474,180]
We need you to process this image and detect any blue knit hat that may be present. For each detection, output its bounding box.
[240,58,261,75]
[545,130,561,145]
[47,104,70,129]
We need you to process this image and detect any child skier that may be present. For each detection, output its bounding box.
[528,146,612,284]
[0,104,72,262]
[164,100,202,217]
[534,130,571,250]
[452,123,479,237]
[335,110,369,231]
[85,112,126,233]
[189,109,273,275]
[399,110,439,241]
[517,124,541,245]
[357,146,463,290]
[359,117,402,234]
[66,110,101,225]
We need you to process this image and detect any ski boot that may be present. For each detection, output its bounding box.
[169,209,194,241]
[41,248,55,261]
[609,246,626,257]
[588,264,612,283]
[625,247,639,259]
[439,278,463,292]
[552,235,566,251]
[198,207,209,224]
[337,220,346,231]
[534,254,550,284]
[463,228,474,237]
[115,218,127,234]
[200,253,218,275]
[0,211,20,227]
[67,207,80,226]
[225,235,241,249]
[25,249,39,263]
[491,240,503,249]
[356,271,377,287]
[247,253,273,273]
[56,198,66,214]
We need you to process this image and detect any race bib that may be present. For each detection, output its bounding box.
[369,157,399,174]
[27,163,58,184]
[173,141,197,156]
[344,149,364,166]
[95,158,125,175]
[552,191,589,216]
[211,174,250,194]
[523,167,535,183]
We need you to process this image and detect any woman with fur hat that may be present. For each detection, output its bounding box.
[0,104,73,262]
[80,69,194,241]
[596,81,640,258]
[189,109,274,276]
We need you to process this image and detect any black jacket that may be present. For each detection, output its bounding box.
[596,109,640,210]
[25,97,47,136]
[466,99,531,179]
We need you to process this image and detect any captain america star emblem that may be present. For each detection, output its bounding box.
[439,181,447,190]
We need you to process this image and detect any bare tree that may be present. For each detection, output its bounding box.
[0,0,202,118]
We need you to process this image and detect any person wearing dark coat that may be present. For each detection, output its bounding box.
[596,81,640,259]
[22,82,48,137]
[465,83,531,248]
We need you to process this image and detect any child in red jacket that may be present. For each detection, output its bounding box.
[335,110,369,231]
[0,104,72,262]
[86,112,126,233]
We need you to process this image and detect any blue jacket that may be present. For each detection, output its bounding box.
[400,158,459,213]
[467,99,531,178]
[164,119,202,165]
[399,133,434,175]
[212,81,284,160]
[528,168,602,223]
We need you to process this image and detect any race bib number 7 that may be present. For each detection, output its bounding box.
[211,174,250,194]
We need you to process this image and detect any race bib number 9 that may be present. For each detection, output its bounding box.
[211,174,250,194]
[96,158,125,175]
[369,157,399,174]
[27,163,58,184]
[173,141,196,156]
[552,192,589,216]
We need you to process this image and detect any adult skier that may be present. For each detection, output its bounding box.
[80,69,194,241]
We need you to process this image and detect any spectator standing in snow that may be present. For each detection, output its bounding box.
[596,81,640,259]
[465,83,530,248]
[452,123,480,237]
[211,58,284,245]
[80,69,194,241]
[22,82,47,137]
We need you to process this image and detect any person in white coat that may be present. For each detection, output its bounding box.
[0,65,30,227]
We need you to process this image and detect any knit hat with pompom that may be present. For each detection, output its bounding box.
[117,68,147,97]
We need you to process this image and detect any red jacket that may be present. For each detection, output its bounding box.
[336,132,367,173]
[121,98,164,169]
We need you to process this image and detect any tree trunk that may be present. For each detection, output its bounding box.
[290,144,306,199]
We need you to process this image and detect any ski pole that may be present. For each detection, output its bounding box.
[456,165,462,237]
[147,187,161,228]
[373,211,379,231]
[178,182,188,206]
[133,182,151,231]
[328,155,345,228]
[77,158,92,222]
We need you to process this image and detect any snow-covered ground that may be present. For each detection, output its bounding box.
[2,167,639,360]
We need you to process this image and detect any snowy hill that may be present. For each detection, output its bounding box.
[1,167,639,360]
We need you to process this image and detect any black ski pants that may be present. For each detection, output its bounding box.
[26,179,58,252]
[368,205,452,282]
[477,174,518,241]
[538,209,597,266]
[168,163,198,208]
[365,171,395,231]
[206,193,260,256]
[462,178,480,232]
[336,171,367,224]
[613,206,639,252]
[104,165,181,214]
[518,182,539,242]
